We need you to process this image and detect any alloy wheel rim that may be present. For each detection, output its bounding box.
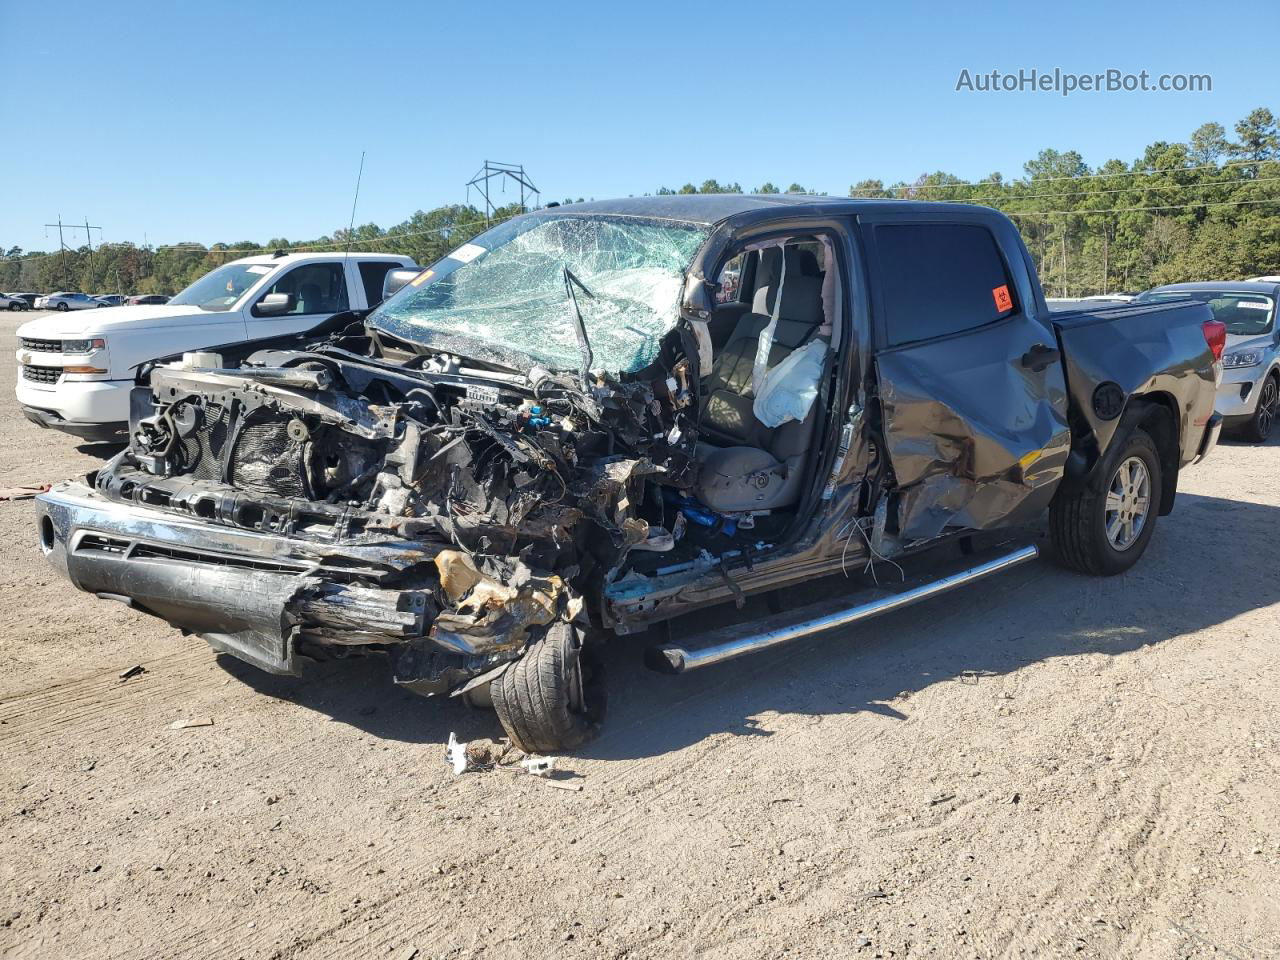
[1105,456,1151,551]
[1259,379,1278,438]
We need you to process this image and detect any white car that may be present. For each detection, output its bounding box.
[1134,281,1280,442]
[0,293,29,312]
[16,252,416,441]
[35,292,103,311]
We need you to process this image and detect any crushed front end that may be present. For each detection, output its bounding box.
[36,340,700,703]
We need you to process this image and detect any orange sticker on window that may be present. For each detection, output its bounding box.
[992,284,1013,313]
[410,269,434,287]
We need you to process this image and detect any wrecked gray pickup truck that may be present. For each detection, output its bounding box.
[35,196,1224,752]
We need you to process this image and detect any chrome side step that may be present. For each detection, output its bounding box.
[645,544,1039,673]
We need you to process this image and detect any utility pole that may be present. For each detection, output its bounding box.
[43,216,101,291]
[84,217,99,289]
[466,161,540,224]
[1101,223,1109,295]
[46,215,67,290]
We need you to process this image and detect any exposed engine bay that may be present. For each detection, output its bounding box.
[90,320,797,694]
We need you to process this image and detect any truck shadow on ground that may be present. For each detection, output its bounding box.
[73,441,126,459]
[220,490,1280,759]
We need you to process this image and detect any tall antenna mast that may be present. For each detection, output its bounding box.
[344,151,366,263]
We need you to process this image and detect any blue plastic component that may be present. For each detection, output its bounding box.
[664,490,738,537]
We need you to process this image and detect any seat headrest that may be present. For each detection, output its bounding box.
[751,248,824,325]
[796,248,821,277]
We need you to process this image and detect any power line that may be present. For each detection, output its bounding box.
[7,180,1280,269]
[4,214,519,265]
[950,174,1280,204]
[852,156,1280,194]
[1002,195,1280,218]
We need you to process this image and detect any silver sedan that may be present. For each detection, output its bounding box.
[33,292,105,311]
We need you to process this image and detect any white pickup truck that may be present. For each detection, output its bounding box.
[15,252,416,440]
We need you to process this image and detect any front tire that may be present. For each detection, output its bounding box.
[1240,374,1278,443]
[1050,427,1162,576]
[492,621,606,754]
[7,302,19,312]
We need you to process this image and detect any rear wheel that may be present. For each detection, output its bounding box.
[57,302,69,311]
[1241,374,1278,443]
[1050,427,1162,576]
[492,621,606,754]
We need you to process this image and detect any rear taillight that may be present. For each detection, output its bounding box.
[1202,319,1227,361]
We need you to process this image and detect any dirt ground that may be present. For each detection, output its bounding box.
[1,309,1277,960]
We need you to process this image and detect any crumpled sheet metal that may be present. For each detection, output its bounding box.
[876,350,1070,545]
[431,550,563,655]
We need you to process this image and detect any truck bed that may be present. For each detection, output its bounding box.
[1049,297,1217,472]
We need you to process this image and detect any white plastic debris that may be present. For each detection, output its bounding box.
[521,755,556,777]
[446,732,471,775]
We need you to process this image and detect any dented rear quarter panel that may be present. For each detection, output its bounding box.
[1050,300,1218,469]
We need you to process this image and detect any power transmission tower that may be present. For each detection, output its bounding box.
[43,215,101,290]
[466,161,539,224]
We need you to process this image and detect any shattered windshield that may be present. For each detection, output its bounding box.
[369,214,709,374]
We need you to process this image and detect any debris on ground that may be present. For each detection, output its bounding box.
[445,733,512,775]
[0,484,49,502]
[521,755,556,777]
[169,717,214,730]
[446,732,472,774]
[443,732,579,789]
[119,665,146,681]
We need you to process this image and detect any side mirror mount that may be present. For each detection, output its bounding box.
[254,292,296,317]
[680,273,714,321]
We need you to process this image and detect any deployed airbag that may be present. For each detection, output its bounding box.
[753,339,827,428]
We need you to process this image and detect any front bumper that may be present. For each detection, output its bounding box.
[21,405,126,441]
[1215,370,1266,418]
[15,376,131,433]
[36,482,443,677]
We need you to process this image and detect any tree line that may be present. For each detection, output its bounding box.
[3,106,1277,298]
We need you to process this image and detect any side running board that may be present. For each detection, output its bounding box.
[645,545,1039,674]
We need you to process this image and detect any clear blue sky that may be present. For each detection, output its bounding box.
[2,0,1276,253]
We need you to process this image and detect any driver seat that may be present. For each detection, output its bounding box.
[694,247,826,513]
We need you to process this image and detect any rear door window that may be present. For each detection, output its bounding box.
[872,223,1016,346]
